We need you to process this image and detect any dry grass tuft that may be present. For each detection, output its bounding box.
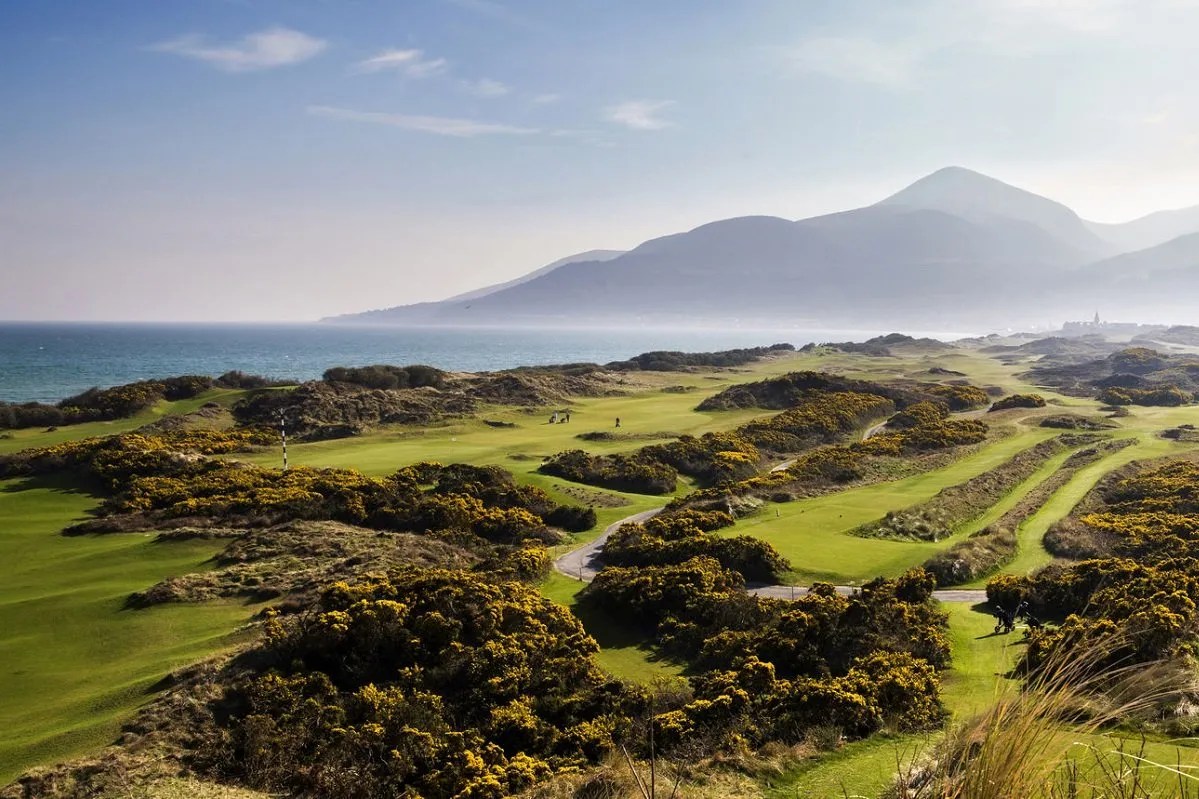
[887,630,1198,799]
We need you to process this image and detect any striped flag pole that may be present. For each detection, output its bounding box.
[278,411,288,472]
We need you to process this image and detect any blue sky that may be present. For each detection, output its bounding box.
[4,0,1199,321]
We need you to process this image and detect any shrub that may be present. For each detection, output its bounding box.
[543,504,597,532]
[989,394,1047,411]
[641,432,761,485]
[887,401,950,430]
[926,384,990,411]
[538,450,678,495]
[606,344,794,372]
[603,514,789,582]
[737,392,896,451]
[1096,385,1192,406]
[213,571,631,799]
[322,363,447,390]
[1,375,220,429]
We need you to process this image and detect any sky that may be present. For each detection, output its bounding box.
[3,0,1199,322]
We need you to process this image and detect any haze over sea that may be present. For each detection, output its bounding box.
[0,322,978,405]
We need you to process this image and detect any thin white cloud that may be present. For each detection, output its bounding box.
[787,36,920,88]
[307,105,538,137]
[354,48,448,77]
[150,27,326,72]
[531,93,561,104]
[462,78,510,97]
[606,100,675,131]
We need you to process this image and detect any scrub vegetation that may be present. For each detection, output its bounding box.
[5,338,1199,798]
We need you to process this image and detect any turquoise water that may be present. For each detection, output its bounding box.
[0,322,958,404]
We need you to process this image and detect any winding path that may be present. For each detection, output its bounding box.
[552,506,988,604]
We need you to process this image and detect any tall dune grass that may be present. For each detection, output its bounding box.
[886,630,1199,799]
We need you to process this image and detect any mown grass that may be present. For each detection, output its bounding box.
[986,433,1198,583]
[0,477,254,785]
[232,384,775,478]
[728,429,1059,584]
[4,346,1197,790]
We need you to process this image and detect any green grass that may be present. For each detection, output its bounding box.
[939,602,1021,716]
[728,429,1059,584]
[995,434,1196,580]
[0,477,254,784]
[0,388,253,456]
[3,346,1197,788]
[766,732,928,799]
[773,601,1015,798]
[539,572,685,683]
[234,384,776,477]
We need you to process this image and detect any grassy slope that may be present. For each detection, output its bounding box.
[0,478,253,784]
[540,572,685,682]
[5,347,1198,788]
[729,428,1059,584]
[0,388,253,456]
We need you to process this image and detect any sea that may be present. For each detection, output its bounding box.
[0,322,975,405]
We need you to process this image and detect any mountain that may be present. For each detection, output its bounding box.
[442,250,624,303]
[327,167,1199,329]
[1086,206,1199,252]
[877,166,1113,258]
[324,250,623,324]
[1080,232,1199,306]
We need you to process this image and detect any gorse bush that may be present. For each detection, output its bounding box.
[989,393,1047,411]
[696,371,913,412]
[605,344,793,372]
[671,414,989,514]
[926,383,991,411]
[1,436,594,563]
[603,510,789,582]
[322,363,447,390]
[988,458,1199,677]
[737,391,896,452]
[538,450,678,495]
[583,565,948,746]
[0,375,217,429]
[1096,385,1192,406]
[887,400,951,430]
[213,571,637,799]
[640,432,761,485]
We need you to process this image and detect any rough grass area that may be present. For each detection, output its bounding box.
[125,778,272,798]
[923,439,1136,585]
[726,429,1059,584]
[0,478,253,785]
[129,521,479,607]
[853,434,1090,542]
[994,435,1187,581]
[0,389,256,456]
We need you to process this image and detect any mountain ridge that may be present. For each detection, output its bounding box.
[325,167,1199,328]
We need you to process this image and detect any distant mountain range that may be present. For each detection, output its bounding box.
[324,167,1199,329]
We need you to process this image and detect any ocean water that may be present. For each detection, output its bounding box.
[0,323,968,404]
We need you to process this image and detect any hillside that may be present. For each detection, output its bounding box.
[878,165,1113,258]
[327,167,1199,329]
[441,249,625,302]
[1087,205,1199,251]
[1066,232,1199,320]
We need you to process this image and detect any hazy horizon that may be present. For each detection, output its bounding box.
[6,1,1199,322]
